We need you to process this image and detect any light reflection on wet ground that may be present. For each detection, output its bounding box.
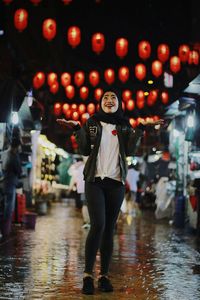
[0,201,200,300]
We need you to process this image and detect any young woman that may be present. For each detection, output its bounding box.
[57,90,164,295]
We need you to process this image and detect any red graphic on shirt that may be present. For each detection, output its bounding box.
[111,130,117,136]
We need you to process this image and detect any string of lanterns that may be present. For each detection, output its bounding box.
[12,9,199,69]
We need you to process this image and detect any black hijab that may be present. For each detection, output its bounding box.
[93,89,130,126]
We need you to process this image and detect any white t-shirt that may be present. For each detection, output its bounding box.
[126,168,139,192]
[95,122,121,181]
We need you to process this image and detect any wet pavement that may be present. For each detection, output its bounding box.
[0,200,200,300]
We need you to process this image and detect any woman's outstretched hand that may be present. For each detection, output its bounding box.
[142,119,165,127]
[56,118,79,128]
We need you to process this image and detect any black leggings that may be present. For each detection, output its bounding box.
[84,177,125,275]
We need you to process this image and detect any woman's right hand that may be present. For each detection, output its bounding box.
[56,118,79,128]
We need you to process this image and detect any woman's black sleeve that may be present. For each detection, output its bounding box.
[73,123,91,156]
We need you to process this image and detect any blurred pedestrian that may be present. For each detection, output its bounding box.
[0,138,22,240]
[57,90,164,295]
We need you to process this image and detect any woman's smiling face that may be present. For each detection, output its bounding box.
[101,91,119,113]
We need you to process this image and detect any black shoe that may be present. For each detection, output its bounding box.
[98,276,113,292]
[82,276,94,295]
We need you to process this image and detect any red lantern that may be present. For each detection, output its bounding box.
[94,88,103,101]
[188,50,199,65]
[61,72,71,87]
[62,103,70,114]
[30,0,42,5]
[67,26,81,48]
[33,72,45,89]
[126,99,135,111]
[89,71,100,87]
[170,56,181,73]
[129,118,137,128]
[50,82,59,94]
[138,40,151,60]
[74,71,85,87]
[3,0,13,4]
[104,68,115,85]
[47,73,57,86]
[54,103,62,116]
[80,86,89,100]
[115,38,128,58]
[118,66,129,83]
[64,109,71,119]
[92,33,105,54]
[81,113,90,124]
[157,44,170,62]
[14,9,28,32]
[122,90,132,102]
[78,104,86,114]
[178,44,190,62]
[87,103,96,115]
[62,0,72,4]
[65,85,75,99]
[136,90,145,109]
[43,19,56,41]
[72,111,79,121]
[135,64,146,80]
[147,90,158,106]
[151,60,163,77]
[161,91,169,104]
[71,103,78,112]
